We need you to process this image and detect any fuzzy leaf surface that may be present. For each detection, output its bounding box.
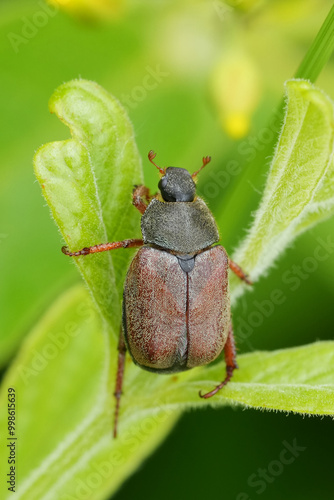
[1,286,333,500]
[231,79,334,300]
[34,79,143,332]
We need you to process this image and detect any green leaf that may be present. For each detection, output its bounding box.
[34,79,143,332]
[230,79,334,300]
[19,78,333,500]
[213,3,334,249]
[0,285,179,500]
[293,147,334,235]
[171,342,334,415]
[1,285,333,500]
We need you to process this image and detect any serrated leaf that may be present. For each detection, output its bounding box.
[34,79,143,332]
[231,79,334,300]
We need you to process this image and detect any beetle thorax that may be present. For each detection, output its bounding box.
[141,197,220,254]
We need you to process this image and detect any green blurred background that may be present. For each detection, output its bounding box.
[1,0,334,498]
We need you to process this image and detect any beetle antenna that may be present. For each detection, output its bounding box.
[192,156,211,179]
[148,150,166,175]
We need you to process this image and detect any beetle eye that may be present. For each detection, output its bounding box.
[158,176,169,196]
[159,176,167,189]
[158,167,196,202]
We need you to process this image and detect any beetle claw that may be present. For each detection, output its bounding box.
[199,388,217,399]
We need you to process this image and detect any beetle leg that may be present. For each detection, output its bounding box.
[132,185,153,214]
[229,259,252,285]
[199,323,238,399]
[62,238,144,257]
[113,327,127,438]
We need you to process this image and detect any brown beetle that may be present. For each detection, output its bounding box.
[62,151,251,437]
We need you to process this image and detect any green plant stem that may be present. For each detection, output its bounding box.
[295,4,334,81]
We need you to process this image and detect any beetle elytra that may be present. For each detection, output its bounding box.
[62,151,252,437]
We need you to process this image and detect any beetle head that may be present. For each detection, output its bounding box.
[158,167,196,202]
[148,150,211,203]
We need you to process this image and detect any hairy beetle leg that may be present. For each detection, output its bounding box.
[62,239,144,257]
[113,328,127,439]
[199,323,238,399]
[132,185,153,215]
[229,259,252,285]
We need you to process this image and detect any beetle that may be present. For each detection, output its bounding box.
[62,151,252,437]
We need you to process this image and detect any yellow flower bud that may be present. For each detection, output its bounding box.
[210,50,261,138]
[47,0,124,22]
